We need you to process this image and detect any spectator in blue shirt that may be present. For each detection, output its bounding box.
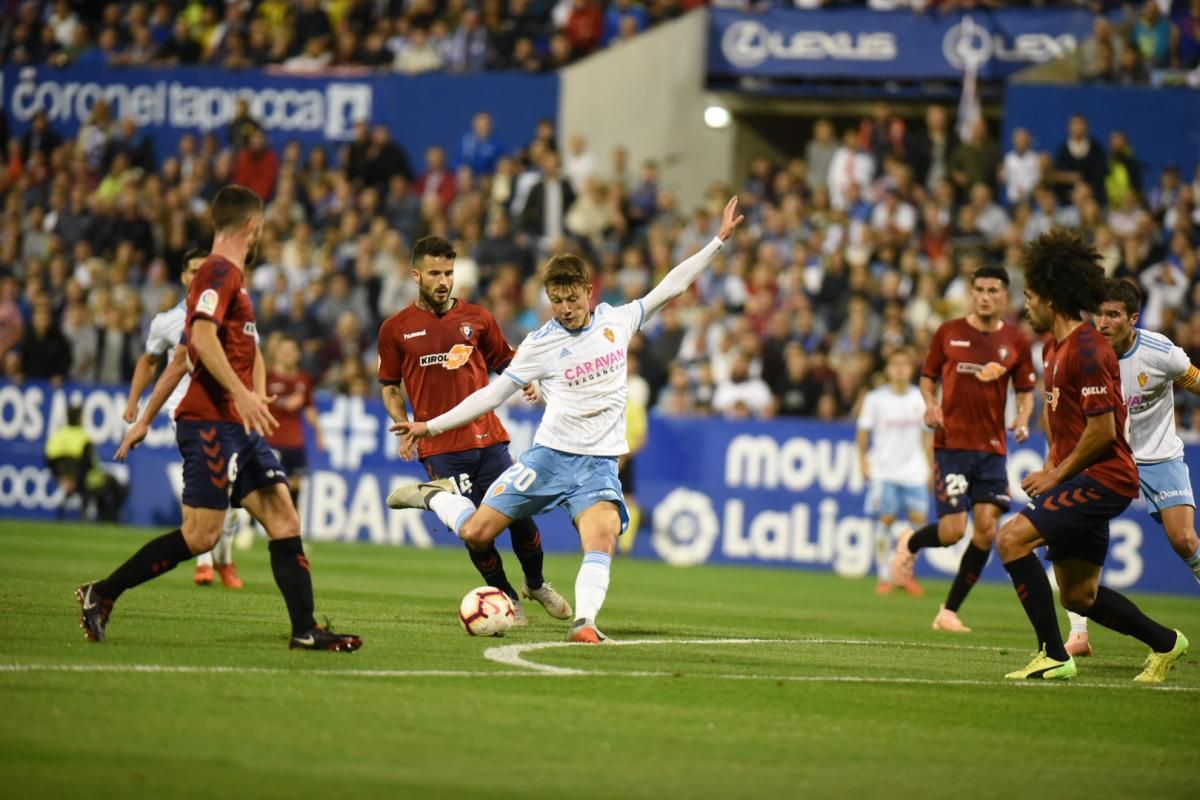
[603,0,649,46]
[459,112,505,176]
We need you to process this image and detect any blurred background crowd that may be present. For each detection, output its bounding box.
[1,0,1199,431]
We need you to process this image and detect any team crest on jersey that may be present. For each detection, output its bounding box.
[1137,371,1149,389]
[460,324,474,339]
[997,346,1009,361]
[419,344,474,370]
[1045,387,1061,412]
[603,328,615,343]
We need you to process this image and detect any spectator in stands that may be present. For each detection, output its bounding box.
[229,99,264,154]
[1133,0,1177,68]
[1054,114,1107,206]
[0,276,23,365]
[520,149,576,253]
[158,17,201,64]
[1001,127,1040,206]
[22,111,63,163]
[416,145,456,213]
[459,112,505,177]
[233,129,280,201]
[395,26,443,74]
[446,7,490,73]
[294,0,332,53]
[949,118,1000,197]
[1115,42,1152,84]
[804,119,838,193]
[828,129,874,210]
[713,354,775,420]
[566,0,605,55]
[364,125,415,190]
[20,300,72,382]
[604,0,649,45]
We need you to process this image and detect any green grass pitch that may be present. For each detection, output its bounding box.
[1,520,1197,799]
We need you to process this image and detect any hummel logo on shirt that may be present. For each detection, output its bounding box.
[950,339,971,347]
[403,330,427,340]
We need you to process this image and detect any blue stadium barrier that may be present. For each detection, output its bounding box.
[1,379,1196,595]
[1,65,558,171]
[708,8,1094,80]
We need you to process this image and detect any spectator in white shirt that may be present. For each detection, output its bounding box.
[969,183,1011,244]
[1139,259,1189,330]
[870,187,917,238]
[563,133,596,194]
[712,354,775,419]
[827,129,875,210]
[1001,127,1041,206]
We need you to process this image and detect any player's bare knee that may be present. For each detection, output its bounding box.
[263,507,301,540]
[939,516,967,545]
[995,523,1022,562]
[1060,584,1097,613]
[183,525,221,554]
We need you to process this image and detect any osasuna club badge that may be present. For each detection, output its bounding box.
[461,324,474,339]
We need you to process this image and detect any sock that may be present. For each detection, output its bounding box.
[212,510,238,566]
[507,517,545,590]
[875,521,892,582]
[97,529,193,601]
[1004,554,1068,661]
[1083,586,1176,653]
[907,523,942,553]
[574,551,612,624]
[428,491,477,537]
[1184,545,1200,577]
[466,543,517,599]
[944,543,990,612]
[1067,610,1089,635]
[268,536,316,636]
[196,550,214,568]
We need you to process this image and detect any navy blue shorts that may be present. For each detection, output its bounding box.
[274,446,308,477]
[934,449,1012,518]
[1019,474,1132,566]
[177,420,289,511]
[422,443,514,506]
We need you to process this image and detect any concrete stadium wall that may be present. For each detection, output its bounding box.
[558,10,735,208]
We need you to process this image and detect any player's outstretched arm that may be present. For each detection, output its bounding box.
[123,351,163,423]
[192,319,278,436]
[637,196,743,320]
[1174,364,1200,397]
[390,378,520,444]
[115,347,189,461]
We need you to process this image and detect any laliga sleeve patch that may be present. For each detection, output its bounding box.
[196,288,219,316]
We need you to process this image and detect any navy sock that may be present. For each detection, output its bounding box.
[466,543,517,600]
[945,543,990,612]
[269,537,316,636]
[508,517,545,591]
[907,523,942,553]
[1083,587,1177,653]
[98,529,192,601]
[1004,554,1068,661]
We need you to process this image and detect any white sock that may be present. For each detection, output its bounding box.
[212,510,238,565]
[1067,610,1089,635]
[428,491,477,537]
[196,550,213,568]
[574,551,612,624]
[874,521,892,582]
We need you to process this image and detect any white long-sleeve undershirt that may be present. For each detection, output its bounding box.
[640,236,724,320]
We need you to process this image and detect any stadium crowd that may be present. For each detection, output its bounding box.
[2,1,1198,74]
[0,4,1198,430]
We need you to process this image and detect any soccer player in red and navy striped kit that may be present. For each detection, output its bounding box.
[77,186,361,652]
[999,229,1186,681]
[378,236,571,625]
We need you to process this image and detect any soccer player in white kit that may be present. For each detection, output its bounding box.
[388,197,744,643]
[1066,277,1200,656]
[118,250,243,588]
[856,348,932,595]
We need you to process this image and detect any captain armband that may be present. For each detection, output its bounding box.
[1175,365,1200,390]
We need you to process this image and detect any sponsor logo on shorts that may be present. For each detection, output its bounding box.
[1154,489,1191,501]
[419,344,474,370]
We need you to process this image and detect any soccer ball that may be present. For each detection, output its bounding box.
[458,586,515,637]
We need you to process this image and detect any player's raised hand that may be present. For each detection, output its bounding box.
[923,404,944,429]
[718,196,744,241]
[114,419,150,462]
[235,387,279,437]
